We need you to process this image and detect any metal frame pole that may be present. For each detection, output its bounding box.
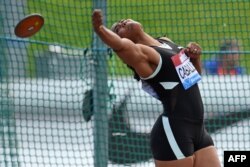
[92,1,109,167]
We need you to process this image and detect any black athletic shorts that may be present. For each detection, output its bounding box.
[150,114,214,161]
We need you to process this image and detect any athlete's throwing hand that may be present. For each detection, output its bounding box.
[92,9,103,33]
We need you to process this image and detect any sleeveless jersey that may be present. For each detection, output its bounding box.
[141,39,204,121]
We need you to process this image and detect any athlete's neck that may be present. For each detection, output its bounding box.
[134,33,161,46]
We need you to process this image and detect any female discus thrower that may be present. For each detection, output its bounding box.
[92,9,221,167]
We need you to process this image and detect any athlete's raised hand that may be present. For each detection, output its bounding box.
[92,9,103,33]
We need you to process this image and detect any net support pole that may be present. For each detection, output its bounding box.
[92,1,109,167]
[0,11,19,167]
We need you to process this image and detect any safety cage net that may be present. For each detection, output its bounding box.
[0,0,249,167]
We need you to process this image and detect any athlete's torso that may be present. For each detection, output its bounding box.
[141,39,204,121]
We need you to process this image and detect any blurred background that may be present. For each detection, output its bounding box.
[0,0,249,167]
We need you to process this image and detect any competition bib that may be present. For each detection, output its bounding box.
[171,49,201,90]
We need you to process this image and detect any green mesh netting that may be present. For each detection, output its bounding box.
[0,0,250,167]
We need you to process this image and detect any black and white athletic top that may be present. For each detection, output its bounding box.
[141,38,204,122]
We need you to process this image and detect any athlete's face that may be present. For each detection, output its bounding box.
[111,19,142,40]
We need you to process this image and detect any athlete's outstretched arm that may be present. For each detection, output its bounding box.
[91,9,159,77]
[92,9,144,66]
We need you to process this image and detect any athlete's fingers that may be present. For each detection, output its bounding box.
[185,48,201,59]
[187,42,202,51]
[185,42,202,59]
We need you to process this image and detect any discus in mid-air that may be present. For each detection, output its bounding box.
[14,13,44,38]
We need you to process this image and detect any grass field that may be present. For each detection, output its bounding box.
[26,0,250,76]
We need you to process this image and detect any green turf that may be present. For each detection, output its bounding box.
[26,0,250,76]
